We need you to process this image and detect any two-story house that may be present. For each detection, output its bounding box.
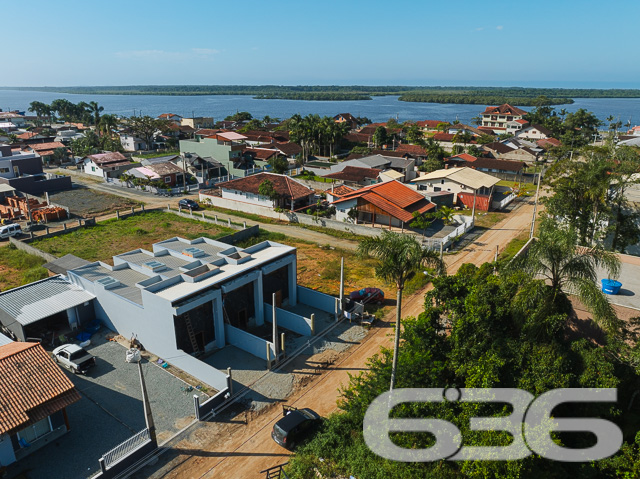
[480,104,528,134]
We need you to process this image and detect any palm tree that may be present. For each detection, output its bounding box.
[358,231,446,390]
[509,219,621,332]
[87,101,104,130]
[99,114,118,138]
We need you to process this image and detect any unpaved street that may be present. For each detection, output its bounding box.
[132,197,537,479]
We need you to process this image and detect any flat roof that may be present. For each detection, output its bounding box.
[72,264,150,305]
[0,276,95,326]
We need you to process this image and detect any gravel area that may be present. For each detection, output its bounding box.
[6,330,207,479]
[47,186,138,217]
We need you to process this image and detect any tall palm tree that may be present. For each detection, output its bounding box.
[358,231,446,390]
[99,114,119,138]
[87,101,104,130]
[509,219,620,332]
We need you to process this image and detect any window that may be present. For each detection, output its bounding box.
[433,187,441,192]
[0,167,9,173]
[164,177,171,183]
[91,167,96,172]
[17,417,52,445]
[441,179,445,184]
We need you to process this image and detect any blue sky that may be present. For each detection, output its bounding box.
[3,0,638,88]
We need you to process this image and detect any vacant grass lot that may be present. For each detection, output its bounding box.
[28,212,393,309]
[0,245,49,291]
[496,180,537,196]
[30,211,234,263]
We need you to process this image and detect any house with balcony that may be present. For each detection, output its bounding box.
[0,341,81,468]
[411,167,500,211]
[180,131,262,178]
[480,104,528,134]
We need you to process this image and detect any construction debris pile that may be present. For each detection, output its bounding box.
[0,195,68,221]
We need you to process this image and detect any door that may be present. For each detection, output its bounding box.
[237,309,248,329]
[195,331,205,351]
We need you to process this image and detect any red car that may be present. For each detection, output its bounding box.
[349,287,384,304]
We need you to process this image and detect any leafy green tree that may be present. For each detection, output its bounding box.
[404,123,424,144]
[128,116,171,151]
[418,157,444,172]
[87,101,104,128]
[268,156,289,174]
[372,126,388,148]
[224,111,252,122]
[358,231,445,391]
[508,218,620,332]
[258,178,280,204]
[99,114,119,138]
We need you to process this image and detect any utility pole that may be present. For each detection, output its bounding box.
[530,166,543,238]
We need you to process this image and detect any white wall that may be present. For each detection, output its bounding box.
[83,160,104,178]
[221,189,274,207]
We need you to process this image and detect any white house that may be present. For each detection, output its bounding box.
[515,124,552,140]
[119,133,147,152]
[0,112,26,127]
[411,167,500,211]
[82,151,134,178]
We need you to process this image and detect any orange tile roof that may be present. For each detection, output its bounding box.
[332,180,434,223]
[27,141,66,152]
[0,342,81,435]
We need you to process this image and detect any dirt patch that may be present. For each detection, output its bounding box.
[48,187,140,218]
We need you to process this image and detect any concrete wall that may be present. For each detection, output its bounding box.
[199,193,385,238]
[224,323,276,361]
[1,175,71,195]
[297,286,337,315]
[263,304,313,336]
[8,236,57,262]
[0,432,16,466]
[222,189,273,207]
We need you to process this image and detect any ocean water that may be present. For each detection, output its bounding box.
[0,90,638,126]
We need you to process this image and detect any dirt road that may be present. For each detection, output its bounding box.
[131,197,537,479]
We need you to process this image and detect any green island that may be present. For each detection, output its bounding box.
[4,85,640,103]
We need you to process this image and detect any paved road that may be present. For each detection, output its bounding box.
[131,197,538,479]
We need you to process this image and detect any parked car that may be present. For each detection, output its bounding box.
[178,198,199,210]
[271,406,320,450]
[349,287,384,304]
[0,223,22,239]
[53,344,96,374]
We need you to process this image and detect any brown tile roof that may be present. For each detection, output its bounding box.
[146,161,183,176]
[344,132,370,143]
[482,103,527,116]
[370,149,408,158]
[416,120,448,129]
[17,132,40,140]
[218,172,313,201]
[28,141,66,152]
[537,138,562,148]
[483,142,515,154]
[448,155,525,172]
[195,128,223,137]
[396,144,427,156]
[333,180,434,223]
[86,151,128,165]
[433,133,455,142]
[273,142,302,156]
[323,166,381,182]
[448,153,478,162]
[243,148,277,161]
[325,185,356,197]
[0,342,81,435]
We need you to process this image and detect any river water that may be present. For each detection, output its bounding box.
[0,90,638,126]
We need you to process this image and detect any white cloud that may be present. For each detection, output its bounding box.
[496,25,504,30]
[475,27,484,31]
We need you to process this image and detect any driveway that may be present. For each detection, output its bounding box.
[6,331,207,479]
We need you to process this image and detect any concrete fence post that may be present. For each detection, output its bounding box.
[281,333,285,356]
[202,212,205,220]
[243,221,246,229]
[227,367,233,397]
[227,218,231,227]
[131,206,135,214]
[63,223,67,230]
[215,215,218,224]
[310,313,315,335]
[141,204,145,212]
[266,343,271,370]
[116,210,120,219]
[178,207,181,213]
[45,226,49,235]
[335,298,339,322]
[190,209,193,217]
[30,231,34,239]
[193,394,201,421]
[98,458,107,473]
[167,204,170,211]
[78,219,82,226]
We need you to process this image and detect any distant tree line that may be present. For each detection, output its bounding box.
[399,93,573,106]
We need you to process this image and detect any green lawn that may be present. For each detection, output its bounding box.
[496,180,537,196]
[498,231,531,261]
[133,150,180,160]
[0,245,48,291]
[30,211,234,263]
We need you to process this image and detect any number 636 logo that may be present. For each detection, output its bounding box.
[363,388,623,462]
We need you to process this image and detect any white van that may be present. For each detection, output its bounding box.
[0,224,22,239]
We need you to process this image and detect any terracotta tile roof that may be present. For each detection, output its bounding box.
[243,148,277,161]
[448,153,478,162]
[332,180,434,223]
[159,113,181,119]
[483,142,515,154]
[28,141,66,152]
[334,113,357,123]
[344,132,370,143]
[218,172,313,201]
[0,342,81,435]
[523,124,553,137]
[195,128,223,137]
[433,133,455,142]
[86,151,128,165]
[482,103,528,116]
[323,166,381,182]
[515,119,529,124]
[370,149,407,158]
[416,120,448,129]
[273,142,302,156]
[325,185,356,197]
[396,144,428,156]
[537,138,562,148]
[448,156,525,172]
[17,132,40,140]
